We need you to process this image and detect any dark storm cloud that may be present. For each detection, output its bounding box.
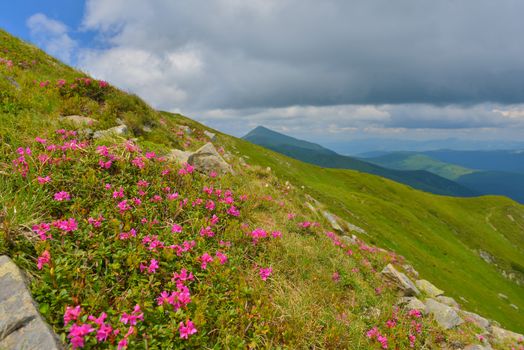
[79,0,524,110]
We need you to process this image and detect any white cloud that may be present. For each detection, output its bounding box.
[26,13,77,63]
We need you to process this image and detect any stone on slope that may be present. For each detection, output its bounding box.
[425,298,464,330]
[204,130,216,141]
[415,279,444,297]
[460,310,490,331]
[188,142,233,175]
[464,345,492,350]
[168,149,191,164]
[490,326,524,343]
[321,211,343,232]
[381,264,420,296]
[436,295,459,309]
[0,255,62,350]
[59,115,98,127]
[398,297,427,313]
[93,124,128,139]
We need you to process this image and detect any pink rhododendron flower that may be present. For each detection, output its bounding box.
[227,205,240,216]
[259,267,272,281]
[216,251,228,264]
[271,231,282,238]
[179,320,197,339]
[64,305,82,325]
[35,136,47,144]
[145,152,156,159]
[172,268,195,283]
[120,305,143,326]
[332,271,340,282]
[140,259,159,274]
[54,191,71,201]
[200,226,215,238]
[408,309,422,318]
[209,171,217,178]
[117,338,128,350]
[171,224,183,233]
[37,250,51,270]
[33,222,51,240]
[68,323,94,349]
[200,253,213,270]
[37,176,51,184]
[117,200,131,212]
[205,200,215,211]
[87,216,104,228]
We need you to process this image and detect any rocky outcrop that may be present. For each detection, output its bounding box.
[463,345,492,350]
[381,264,420,296]
[461,310,491,331]
[424,298,464,330]
[168,149,191,164]
[59,115,98,127]
[93,124,128,139]
[321,211,343,232]
[415,279,444,297]
[204,130,216,141]
[188,143,233,175]
[490,325,524,343]
[398,297,426,312]
[436,295,459,309]
[0,255,62,350]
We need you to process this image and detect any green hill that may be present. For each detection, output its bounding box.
[364,152,524,203]
[1,28,523,349]
[244,126,478,197]
[363,152,475,180]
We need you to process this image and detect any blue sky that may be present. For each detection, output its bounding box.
[1,0,524,148]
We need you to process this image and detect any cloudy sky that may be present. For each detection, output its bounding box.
[2,0,524,148]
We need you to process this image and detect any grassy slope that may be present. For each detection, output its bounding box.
[215,131,524,332]
[363,152,475,180]
[0,28,523,349]
[243,127,477,197]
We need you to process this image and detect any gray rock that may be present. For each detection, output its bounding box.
[322,211,343,232]
[398,297,427,313]
[381,264,420,296]
[188,143,233,175]
[204,130,216,141]
[436,295,459,309]
[497,293,508,301]
[464,345,492,350]
[168,149,191,164]
[490,325,524,343]
[4,75,20,90]
[415,279,444,297]
[59,115,98,127]
[509,303,519,310]
[0,256,62,349]
[460,310,490,331]
[403,264,419,278]
[342,220,367,234]
[425,298,464,329]
[305,202,317,213]
[93,124,128,139]
[177,125,192,134]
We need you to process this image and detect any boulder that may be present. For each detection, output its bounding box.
[415,279,444,297]
[93,124,128,139]
[460,310,490,331]
[168,149,191,164]
[490,326,524,343]
[436,296,459,309]
[403,264,419,279]
[398,297,427,313]
[381,264,420,296]
[321,211,343,232]
[464,345,492,350]
[59,115,97,127]
[204,130,216,141]
[4,75,20,90]
[0,256,63,349]
[425,298,464,329]
[188,143,233,175]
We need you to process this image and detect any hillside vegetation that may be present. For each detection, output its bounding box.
[1,29,523,349]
